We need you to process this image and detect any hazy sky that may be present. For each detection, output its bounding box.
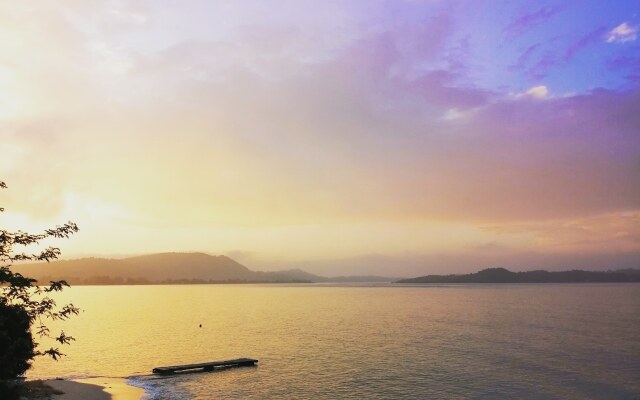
[1,1,639,276]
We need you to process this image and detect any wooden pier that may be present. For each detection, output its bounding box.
[152,358,258,375]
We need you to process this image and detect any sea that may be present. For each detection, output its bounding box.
[29,283,640,399]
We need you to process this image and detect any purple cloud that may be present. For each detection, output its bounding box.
[608,54,640,69]
[608,53,640,82]
[528,52,558,80]
[564,27,607,61]
[510,43,542,71]
[505,6,561,38]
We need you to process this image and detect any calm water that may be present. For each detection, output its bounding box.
[30,284,640,399]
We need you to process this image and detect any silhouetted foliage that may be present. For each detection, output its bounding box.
[0,181,79,378]
[0,303,34,378]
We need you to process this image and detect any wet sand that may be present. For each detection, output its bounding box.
[43,378,144,400]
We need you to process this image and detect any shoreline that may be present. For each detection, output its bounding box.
[25,378,145,400]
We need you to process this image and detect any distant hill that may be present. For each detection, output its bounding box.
[12,252,394,285]
[396,267,640,284]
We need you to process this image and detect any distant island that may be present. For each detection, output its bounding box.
[396,267,640,284]
[13,252,394,285]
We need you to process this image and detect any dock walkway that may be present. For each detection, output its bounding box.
[152,358,258,374]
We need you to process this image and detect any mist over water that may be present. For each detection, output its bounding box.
[31,284,640,399]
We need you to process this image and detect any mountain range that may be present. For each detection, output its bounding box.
[12,252,395,285]
[396,267,640,284]
[13,254,638,285]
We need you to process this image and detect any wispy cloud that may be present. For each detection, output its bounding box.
[509,43,542,71]
[504,7,561,38]
[564,27,607,61]
[607,22,638,43]
[528,52,558,80]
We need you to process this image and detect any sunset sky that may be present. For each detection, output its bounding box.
[1,1,639,276]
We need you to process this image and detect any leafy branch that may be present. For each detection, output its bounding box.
[0,180,80,363]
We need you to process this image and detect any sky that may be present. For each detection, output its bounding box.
[1,0,639,277]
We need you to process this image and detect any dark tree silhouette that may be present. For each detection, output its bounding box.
[0,181,79,378]
[0,303,34,379]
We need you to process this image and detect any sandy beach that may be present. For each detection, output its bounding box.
[35,378,144,400]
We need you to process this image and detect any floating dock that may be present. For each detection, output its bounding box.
[152,358,258,375]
